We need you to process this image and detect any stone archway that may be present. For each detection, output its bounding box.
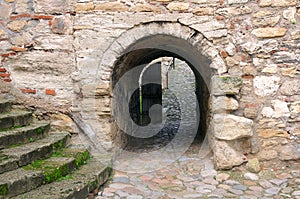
[94,21,253,170]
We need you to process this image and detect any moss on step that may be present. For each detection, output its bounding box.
[54,140,64,149]
[57,174,72,181]
[0,154,9,163]
[0,124,29,132]
[23,147,89,184]
[36,127,44,135]
[0,184,8,195]
[74,150,89,168]
[9,143,22,148]
[55,147,90,168]
[44,163,70,183]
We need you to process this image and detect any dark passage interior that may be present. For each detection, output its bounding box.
[111,34,211,152]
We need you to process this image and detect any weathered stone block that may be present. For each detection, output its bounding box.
[257,129,289,138]
[252,11,280,27]
[0,41,12,51]
[290,101,300,114]
[75,3,94,12]
[281,66,297,77]
[50,113,78,134]
[225,56,239,67]
[15,0,30,13]
[166,2,189,11]
[278,143,300,161]
[211,76,243,96]
[291,30,300,39]
[94,2,127,12]
[246,158,260,173]
[244,103,259,119]
[82,83,110,98]
[0,29,7,39]
[253,76,280,96]
[257,149,278,161]
[228,0,249,4]
[0,3,11,19]
[259,0,297,7]
[283,7,297,22]
[191,20,225,32]
[261,107,274,118]
[271,100,290,118]
[193,7,214,16]
[6,51,75,75]
[213,140,247,169]
[7,20,27,32]
[203,29,228,40]
[35,0,67,13]
[33,35,73,50]
[211,96,239,113]
[212,114,253,140]
[130,4,162,13]
[262,65,278,74]
[50,15,73,35]
[216,6,252,17]
[251,28,287,38]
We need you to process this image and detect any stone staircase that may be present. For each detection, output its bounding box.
[0,94,111,199]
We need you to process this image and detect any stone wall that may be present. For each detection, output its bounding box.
[0,0,299,169]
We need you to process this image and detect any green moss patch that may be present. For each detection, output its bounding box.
[54,140,64,149]
[23,148,90,184]
[57,148,90,168]
[0,125,28,132]
[0,184,8,195]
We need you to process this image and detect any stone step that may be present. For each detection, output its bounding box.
[13,158,112,199]
[0,147,89,198]
[0,109,32,130]
[0,121,50,149]
[0,98,12,114]
[0,132,70,174]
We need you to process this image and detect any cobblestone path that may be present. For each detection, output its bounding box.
[97,61,300,199]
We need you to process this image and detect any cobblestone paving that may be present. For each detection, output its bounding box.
[97,61,300,199]
[97,146,300,199]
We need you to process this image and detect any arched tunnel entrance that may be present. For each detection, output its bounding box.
[111,34,212,155]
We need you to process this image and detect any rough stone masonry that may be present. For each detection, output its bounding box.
[0,0,299,169]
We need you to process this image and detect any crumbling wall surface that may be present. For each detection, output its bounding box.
[0,0,299,168]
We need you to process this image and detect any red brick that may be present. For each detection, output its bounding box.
[3,78,11,82]
[11,46,27,52]
[229,23,235,29]
[20,88,36,94]
[0,73,10,77]
[32,15,53,20]
[10,13,31,20]
[280,47,289,51]
[235,45,240,53]
[215,15,225,20]
[241,54,247,62]
[220,50,228,58]
[45,89,56,96]
[270,50,277,54]
[242,75,254,79]
[0,68,6,72]
[245,103,258,108]
[1,52,16,57]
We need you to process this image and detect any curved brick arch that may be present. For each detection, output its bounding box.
[98,21,226,84]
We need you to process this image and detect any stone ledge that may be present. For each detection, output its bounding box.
[212,114,253,141]
[211,76,243,96]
